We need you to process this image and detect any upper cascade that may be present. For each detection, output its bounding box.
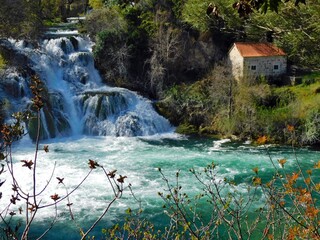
[1,35,173,140]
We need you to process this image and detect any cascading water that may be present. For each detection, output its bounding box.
[4,35,172,139]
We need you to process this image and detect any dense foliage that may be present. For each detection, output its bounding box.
[0,0,43,39]
[159,70,320,145]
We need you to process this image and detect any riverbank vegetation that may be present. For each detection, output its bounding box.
[159,70,320,145]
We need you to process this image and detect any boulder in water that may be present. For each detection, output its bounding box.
[70,36,79,51]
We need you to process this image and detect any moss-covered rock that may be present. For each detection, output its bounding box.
[43,106,56,138]
[55,113,71,135]
[27,115,47,141]
[155,101,180,126]
[175,123,198,135]
[0,98,11,124]
[69,36,79,51]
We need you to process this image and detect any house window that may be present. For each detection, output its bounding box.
[250,65,256,71]
[274,64,279,70]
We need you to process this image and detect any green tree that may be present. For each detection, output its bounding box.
[181,0,211,32]
[84,7,127,37]
[180,0,247,36]
[0,0,42,39]
[232,0,308,16]
[89,0,104,9]
[246,0,320,68]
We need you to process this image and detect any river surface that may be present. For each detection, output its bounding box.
[2,135,318,239]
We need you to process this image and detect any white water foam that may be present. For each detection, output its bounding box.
[210,138,231,151]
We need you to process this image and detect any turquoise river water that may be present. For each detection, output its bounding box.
[2,134,319,239]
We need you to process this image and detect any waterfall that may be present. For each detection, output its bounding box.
[1,36,172,140]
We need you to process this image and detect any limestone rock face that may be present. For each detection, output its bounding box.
[181,34,223,77]
[94,30,224,97]
[0,40,34,69]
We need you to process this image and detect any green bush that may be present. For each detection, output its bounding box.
[84,7,127,38]
[0,98,11,121]
[0,53,7,70]
[302,78,316,86]
[301,110,320,145]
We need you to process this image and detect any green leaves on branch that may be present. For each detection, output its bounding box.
[232,0,307,17]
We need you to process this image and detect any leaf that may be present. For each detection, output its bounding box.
[267,234,274,240]
[88,159,99,169]
[28,204,36,212]
[107,170,117,178]
[9,211,16,216]
[252,167,259,174]
[50,193,60,201]
[305,177,311,185]
[306,169,312,175]
[12,184,18,192]
[21,160,33,170]
[257,135,267,145]
[0,152,5,160]
[253,177,262,185]
[232,1,253,17]
[56,177,64,184]
[10,195,20,204]
[278,159,287,168]
[125,208,132,215]
[305,206,319,218]
[291,172,300,181]
[0,164,5,174]
[0,180,5,187]
[314,160,320,169]
[43,145,49,153]
[117,175,127,183]
[287,125,295,132]
[287,172,300,184]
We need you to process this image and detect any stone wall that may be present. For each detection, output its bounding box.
[228,46,287,80]
[243,56,287,78]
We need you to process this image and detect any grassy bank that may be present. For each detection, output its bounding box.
[158,71,320,145]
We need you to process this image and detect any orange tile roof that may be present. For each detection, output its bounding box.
[234,42,286,57]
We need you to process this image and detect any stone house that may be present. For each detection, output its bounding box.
[228,42,287,80]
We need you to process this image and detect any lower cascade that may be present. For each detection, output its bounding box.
[0,36,172,140]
